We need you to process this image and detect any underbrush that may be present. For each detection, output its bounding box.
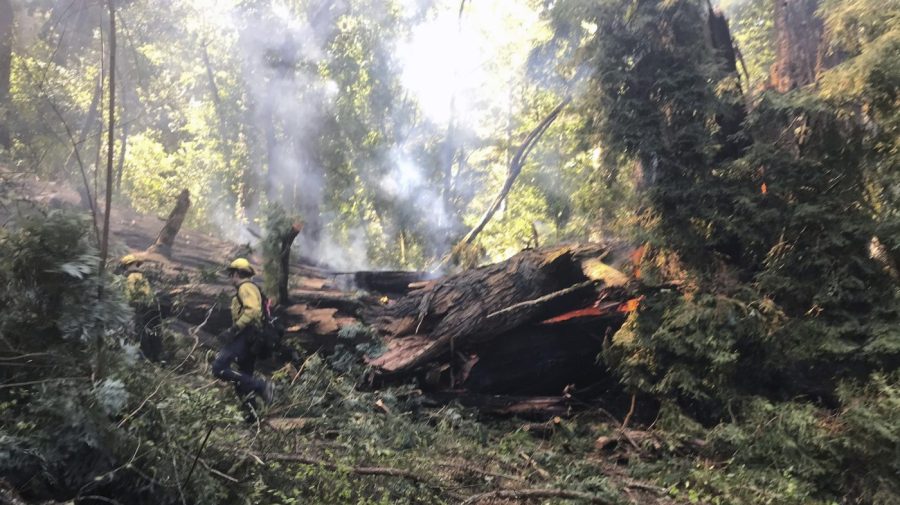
[2,208,898,505]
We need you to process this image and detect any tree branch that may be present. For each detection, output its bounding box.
[252,452,463,500]
[444,95,572,265]
[461,488,613,505]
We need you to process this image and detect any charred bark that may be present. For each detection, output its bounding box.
[352,270,435,295]
[147,189,191,257]
[707,6,748,162]
[369,244,625,376]
[276,221,303,305]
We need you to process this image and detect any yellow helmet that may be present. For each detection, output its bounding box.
[120,254,141,267]
[227,257,255,276]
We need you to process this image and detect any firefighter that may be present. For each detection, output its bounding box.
[119,254,162,361]
[212,258,274,420]
[120,254,152,303]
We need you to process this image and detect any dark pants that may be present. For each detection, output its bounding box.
[212,330,265,411]
[133,305,163,361]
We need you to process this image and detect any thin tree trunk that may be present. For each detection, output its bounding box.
[98,0,115,284]
[96,0,116,378]
[438,0,468,222]
[263,105,278,202]
[201,43,233,170]
[63,74,101,176]
[115,118,128,190]
[0,0,13,150]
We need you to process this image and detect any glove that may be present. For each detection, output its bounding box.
[218,326,239,344]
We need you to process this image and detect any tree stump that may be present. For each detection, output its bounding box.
[147,189,191,257]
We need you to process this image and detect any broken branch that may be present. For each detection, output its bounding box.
[461,488,613,505]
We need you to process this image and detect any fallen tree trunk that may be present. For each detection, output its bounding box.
[368,244,634,377]
[290,288,378,315]
[352,270,435,295]
[426,393,575,418]
[147,189,191,257]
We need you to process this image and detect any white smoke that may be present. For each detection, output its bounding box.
[380,148,452,234]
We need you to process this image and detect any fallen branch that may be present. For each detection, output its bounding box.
[432,462,524,482]
[0,376,89,389]
[259,452,428,482]
[117,305,216,428]
[486,280,595,320]
[461,488,613,505]
[184,425,214,489]
[250,451,463,500]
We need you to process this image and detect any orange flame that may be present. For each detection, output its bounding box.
[761,182,768,194]
[630,245,647,279]
[617,296,644,313]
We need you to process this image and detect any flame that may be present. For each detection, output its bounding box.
[540,306,606,324]
[761,182,768,194]
[630,245,647,279]
[617,297,644,313]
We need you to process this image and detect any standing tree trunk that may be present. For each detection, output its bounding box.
[115,118,128,190]
[0,0,13,151]
[98,0,116,287]
[96,0,116,379]
[707,6,747,162]
[147,189,191,257]
[64,74,102,178]
[201,43,234,172]
[277,221,303,306]
[770,0,823,91]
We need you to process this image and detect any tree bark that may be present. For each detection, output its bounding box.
[201,43,233,171]
[276,221,303,305]
[770,0,823,91]
[95,0,116,379]
[114,119,128,190]
[707,5,747,162]
[64,74,102,177]
[0,0,13,151]
[147,189,191,257]
[370,244,606,375]
[98,0,115,284]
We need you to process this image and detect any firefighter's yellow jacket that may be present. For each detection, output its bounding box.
[230,281,263,331]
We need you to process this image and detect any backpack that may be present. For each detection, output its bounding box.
[237,281,284,359]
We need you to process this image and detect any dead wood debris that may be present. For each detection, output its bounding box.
[460,487,613,505]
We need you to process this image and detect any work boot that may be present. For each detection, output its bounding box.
[260,381,275,405]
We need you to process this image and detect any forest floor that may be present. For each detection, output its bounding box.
[0,169,713,504]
